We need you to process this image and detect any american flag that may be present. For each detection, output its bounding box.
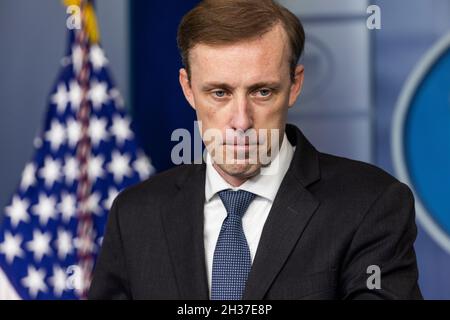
[0,1,154,299]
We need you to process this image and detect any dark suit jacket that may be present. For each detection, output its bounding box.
[89,124,422,300]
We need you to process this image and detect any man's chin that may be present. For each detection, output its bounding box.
[214,162,261,179]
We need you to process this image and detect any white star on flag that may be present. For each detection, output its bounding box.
[51,83,68,114]
[89,116,109,147]
[38,157,62,188]
[63,156,79,185]
[68,80,82,111]
[87,192,103,216]
[58,193,77,223]
[71,45,83,74]
[20,163,36,191]
[45,120,67,152]
[49,265,67,297]
[89,45,108,70]
[102,188,119,211]
[26,230,52,263]
[21,266,47,298]
[55,229,74,260]
[5,196,30,228]
[31,194,58,226]
[0,232,24,264]
[66,117,81,148]
[108,150,133,184]
[134,151,154,179]
[111,114,134,146]
[88,154,105,182]
[88,80,109,110]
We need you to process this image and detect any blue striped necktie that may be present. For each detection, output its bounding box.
[211,189,256,300]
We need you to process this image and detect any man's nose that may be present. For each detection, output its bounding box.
[230,96,253,131]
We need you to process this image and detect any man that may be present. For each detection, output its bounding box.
[89,0,422,299]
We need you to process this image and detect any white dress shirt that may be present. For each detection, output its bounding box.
[203,133,295,292]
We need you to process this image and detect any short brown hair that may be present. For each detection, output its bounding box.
[177,0,305,82]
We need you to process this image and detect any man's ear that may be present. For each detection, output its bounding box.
[179,68,196,110]
[288,64,304,108]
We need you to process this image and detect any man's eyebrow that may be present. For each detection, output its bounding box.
[201,81,281,92]
[201,82,234,91]
[247,82,281,92]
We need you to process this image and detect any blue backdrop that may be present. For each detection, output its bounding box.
[129,1,199,172]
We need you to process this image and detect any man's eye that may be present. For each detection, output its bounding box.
[254,89,272,97]
[213,90,227,98]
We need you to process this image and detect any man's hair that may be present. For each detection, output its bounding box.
[177,0,305,82]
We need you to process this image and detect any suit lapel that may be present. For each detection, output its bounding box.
[243,174,320,299]
[243,124,322,299]
[160,164,209,299]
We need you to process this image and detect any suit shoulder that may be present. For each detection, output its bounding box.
[317,152,405,194]
[315,152,414,222]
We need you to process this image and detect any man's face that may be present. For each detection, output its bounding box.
[179,23,304,184]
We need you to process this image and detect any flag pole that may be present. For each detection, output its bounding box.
[73,0,95,299]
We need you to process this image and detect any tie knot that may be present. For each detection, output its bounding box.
[218,189,256,218]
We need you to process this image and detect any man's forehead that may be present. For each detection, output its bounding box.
[188,24,290,81]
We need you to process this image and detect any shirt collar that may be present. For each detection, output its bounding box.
[205,133,295,202]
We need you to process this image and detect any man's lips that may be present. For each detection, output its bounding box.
[224,135,259,145]
[224,143,258,147]
[223,144,259,154]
